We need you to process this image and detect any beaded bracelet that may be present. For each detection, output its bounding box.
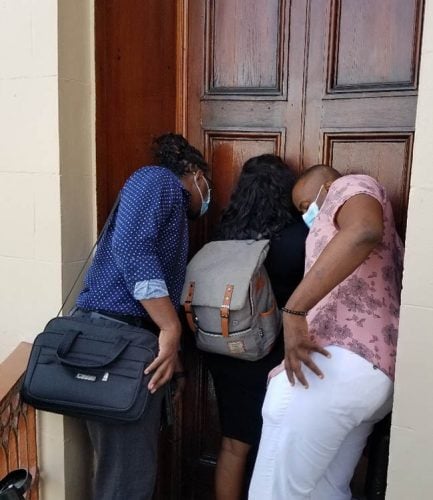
[281,307,308,317]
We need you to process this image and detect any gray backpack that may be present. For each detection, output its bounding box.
[181,239,281,361]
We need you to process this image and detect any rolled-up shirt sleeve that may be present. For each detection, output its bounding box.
[133,278,169,300]
[111,169,176,298]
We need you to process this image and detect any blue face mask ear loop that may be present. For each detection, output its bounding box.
[302,184,325,229]
[202,177,211,204]
[313,184,325,206]
[194,174,211,216]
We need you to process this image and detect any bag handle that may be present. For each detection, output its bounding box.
[56,330,130,369]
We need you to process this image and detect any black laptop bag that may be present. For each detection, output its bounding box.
[21,316,158,423]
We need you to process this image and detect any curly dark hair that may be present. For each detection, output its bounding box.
[215,154,298,241]
[153,133,208,176]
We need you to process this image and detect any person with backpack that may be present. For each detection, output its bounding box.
[198,155,308,500]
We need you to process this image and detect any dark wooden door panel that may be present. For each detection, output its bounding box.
[328,0,421,92]
[95,0,177,228]
[206,130,285,222]
[181,2,302,497]
[96,1,424,498]
[303,0,423,234]
[95,2,181,500]
[209,0,283,93]
[180,1,423,498]
[323,133,413,231]
[187,0,302,215]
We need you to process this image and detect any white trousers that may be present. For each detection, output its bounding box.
[248,346,393,500]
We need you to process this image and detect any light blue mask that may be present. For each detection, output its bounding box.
[302,185,324,229]
[194,175,211,217]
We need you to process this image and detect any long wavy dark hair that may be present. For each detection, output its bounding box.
[215,154,298,240]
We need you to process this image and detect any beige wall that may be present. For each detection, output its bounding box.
[0,0,62,358]
[58,2,95,498]
[387,0,433,498]
[0,1,95,499]
[58,0,96,311]
[0,0,95,357]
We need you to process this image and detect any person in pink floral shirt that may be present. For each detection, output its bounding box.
[249,165,404,500]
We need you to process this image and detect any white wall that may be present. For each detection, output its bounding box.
[0,0,62,358]
[58,0,96,311]
[387,0,433,498]
[0,0,95,357]
[58,2,95,498]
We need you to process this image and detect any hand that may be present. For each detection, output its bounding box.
[267,361,285,384]
[283,314,330,388]
[145,326,181,394]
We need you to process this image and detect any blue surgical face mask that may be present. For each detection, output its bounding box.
[194,174,211,217]
[302,185,324,229]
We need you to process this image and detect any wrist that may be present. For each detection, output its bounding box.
[158,329,181,353]
[281,290,311,316]
[159,319,181,334]
[281,306,308,317]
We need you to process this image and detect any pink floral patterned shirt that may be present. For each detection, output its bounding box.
[305,175,404,380]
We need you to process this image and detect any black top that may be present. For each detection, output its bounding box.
[265,220,309,308]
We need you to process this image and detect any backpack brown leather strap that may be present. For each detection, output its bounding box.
[220,285,234,338]
[184,281,197,332]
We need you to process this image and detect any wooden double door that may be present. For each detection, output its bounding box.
[96,1,424,498]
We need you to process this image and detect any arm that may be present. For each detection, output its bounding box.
[283,194,383,387]
[112,171,182,392]
[142,296,181,393]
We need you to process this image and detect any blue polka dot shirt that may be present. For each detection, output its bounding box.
[77,166,190,317]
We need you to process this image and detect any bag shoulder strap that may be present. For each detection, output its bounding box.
[56,193,121,317]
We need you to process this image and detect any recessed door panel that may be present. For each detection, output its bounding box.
[206,0,288,96]
[328,0,422,91]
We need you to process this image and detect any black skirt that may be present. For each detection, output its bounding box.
[203,335,284,446]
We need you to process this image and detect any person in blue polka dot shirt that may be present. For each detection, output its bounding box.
[73,133,210,500]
